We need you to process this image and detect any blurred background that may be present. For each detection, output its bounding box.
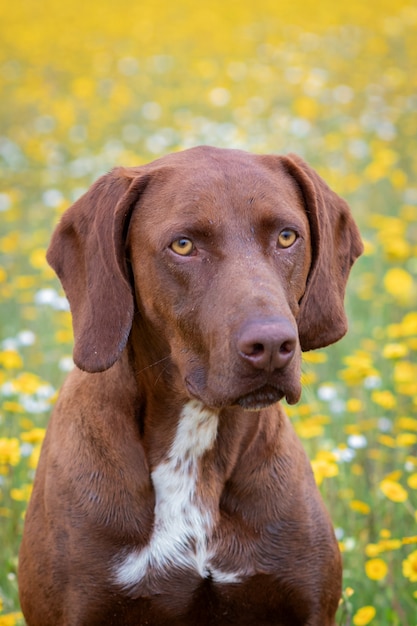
[0,0,416,623]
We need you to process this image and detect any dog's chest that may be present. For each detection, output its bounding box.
[115,400,242,590]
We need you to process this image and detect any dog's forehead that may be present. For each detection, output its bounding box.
[153,147,294,191]
[139,149,305,224]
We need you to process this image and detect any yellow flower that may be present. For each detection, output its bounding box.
[29,445,42,470]
[302,351,327,364]
[11,372,45,395]
[2,401,25,414]
[407,474,417,489]
[346,398,363,413]
[397,417,417,431]
[55,329,74,344]
[0,349,23,370]
[401,312,417,336]
[384,470,403,482]
[29,248,48,270]
[15,275,38,290]
[381,238,411,261]
[10,484,33,502]
[293,95,319,120]
[394,361,417,385]
[286,404,307,419]
[343,351,374,370]
[371,390,396,409]
[339,351,378,384]
[311,452,339,486]
[0,438,21,466]
[353,605,376,625]
[365,558,388,581]
[350,500,371,515]
[378,538,402,552]
[382,342,408,359]
[390,169,407,190]
[0,231,19,253]
[295,420,324,439]
[369,214,404,234]
[377,434,396,448]
[0,612,24,626]
[373,215,411,261]
[383,268,414,303]
[402,536,417,545]
[295,415,330,439]
[365,157,394,182]
[402,549,417,582]
[20,428,46,445]
[397,433,417,447]
[365,543,381,558]
[380,479,408,503]
[72,76,95,99]
[408,338,417,351]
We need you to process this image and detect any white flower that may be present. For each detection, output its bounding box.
[347,434,368,449]
[317,385,337,401]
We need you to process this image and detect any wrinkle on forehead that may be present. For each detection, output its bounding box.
[131,160,309,246]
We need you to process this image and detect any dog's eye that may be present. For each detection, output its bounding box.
[277,229,297,248]
[170,238,195,256]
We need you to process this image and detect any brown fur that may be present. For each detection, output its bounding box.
[19,146,363,625]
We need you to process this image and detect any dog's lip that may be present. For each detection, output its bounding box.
[234,385,285,411]
[185,375,287,412]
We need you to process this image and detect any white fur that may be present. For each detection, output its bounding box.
[116,400,221,588]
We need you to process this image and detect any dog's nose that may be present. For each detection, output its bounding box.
[237,319,297,371]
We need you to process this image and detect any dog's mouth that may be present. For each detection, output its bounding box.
[234,385,286,411]
[186,373,299,411]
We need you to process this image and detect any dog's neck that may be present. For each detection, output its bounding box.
[114,362,271,590]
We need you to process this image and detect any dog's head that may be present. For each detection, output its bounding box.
[47,146,363,410]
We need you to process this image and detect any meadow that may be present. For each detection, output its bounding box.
[0,0,416,623]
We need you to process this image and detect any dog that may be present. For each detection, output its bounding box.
[19,146,363,625]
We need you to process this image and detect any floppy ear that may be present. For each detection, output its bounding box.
[281,154,364,351]
[47,170,149,373]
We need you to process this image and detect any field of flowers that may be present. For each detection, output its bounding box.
[0,0,416,624]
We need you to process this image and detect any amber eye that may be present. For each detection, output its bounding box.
[170,238,195,256]
[277,229,297,248]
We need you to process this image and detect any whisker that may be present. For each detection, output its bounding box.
[154,363,170,387]
[137,355,171,375]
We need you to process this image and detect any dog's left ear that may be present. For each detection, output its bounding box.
[281,154,364,351]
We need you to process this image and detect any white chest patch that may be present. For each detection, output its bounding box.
[115,400,220,589]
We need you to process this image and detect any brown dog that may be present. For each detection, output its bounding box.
[19,146,363,625]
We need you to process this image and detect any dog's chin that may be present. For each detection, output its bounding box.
[235,386,285,411]
[186,376,300,412]
[235,382,302,411]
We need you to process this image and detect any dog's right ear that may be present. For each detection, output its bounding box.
[47,170,149,373]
